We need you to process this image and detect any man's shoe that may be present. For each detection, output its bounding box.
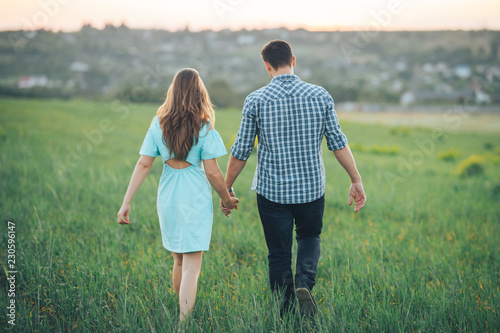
[295,287,317,316]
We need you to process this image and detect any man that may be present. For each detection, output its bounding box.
[221,40,366,316]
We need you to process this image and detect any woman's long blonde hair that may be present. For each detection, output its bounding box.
[156,68,215,160]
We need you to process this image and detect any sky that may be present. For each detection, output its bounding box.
[1,0,499,32]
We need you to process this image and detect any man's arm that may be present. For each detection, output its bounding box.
[225,154,247,190]
[333,145,366,212]
[221,96,257,214]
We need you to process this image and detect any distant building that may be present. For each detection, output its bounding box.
[161,43,175,53]
[337,102,361,112]
[422,63,434,73]
[475,89,491,104]
[400,88,476,106]
[391,80,403,93]
[454,65,471,79]
[486,66,500,82]
[400,91,415,106]
[395,61,408,72]
[17,75,48,89]
[236,35,256,45]
[69,61,89,72]
[361,103,383,112]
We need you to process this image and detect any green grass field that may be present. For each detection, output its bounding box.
[0,97,499,332]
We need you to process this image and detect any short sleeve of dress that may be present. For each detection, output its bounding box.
[200,129,227,160]
[139,128,160,157]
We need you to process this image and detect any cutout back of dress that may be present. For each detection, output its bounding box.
[165,158,192,169]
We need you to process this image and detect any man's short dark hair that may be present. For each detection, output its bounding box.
[261,40,293,70]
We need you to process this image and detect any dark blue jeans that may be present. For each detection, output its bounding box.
[256,193,324,309]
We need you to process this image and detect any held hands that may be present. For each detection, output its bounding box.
[220,191,239,217]
[117,204,130,224]
[349,181,366,212]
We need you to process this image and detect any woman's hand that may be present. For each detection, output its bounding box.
[117,155,155,225]
[221,192,239,217]
[117,204,130,224]
[220,199,231,217]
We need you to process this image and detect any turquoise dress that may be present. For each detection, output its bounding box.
[139,116,227,253]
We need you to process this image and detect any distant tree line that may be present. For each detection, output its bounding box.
[0,27,499,107]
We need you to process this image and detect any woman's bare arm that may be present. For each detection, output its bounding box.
[203,158,239,215]
[117,155,155,224]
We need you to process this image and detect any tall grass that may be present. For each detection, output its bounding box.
[0,98,498,332]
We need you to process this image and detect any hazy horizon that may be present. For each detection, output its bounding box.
[1,0,500,33]
[2,24,500,33]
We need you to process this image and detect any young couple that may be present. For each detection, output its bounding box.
[117,40,366,324]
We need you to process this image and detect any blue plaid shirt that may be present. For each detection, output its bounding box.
[230,74,348,204]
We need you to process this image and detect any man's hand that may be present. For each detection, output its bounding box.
[349,181,366,212]
[220,191,236,217]
[333,146,365,212]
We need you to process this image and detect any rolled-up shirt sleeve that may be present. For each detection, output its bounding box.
[230,97,257,161]
[324,95,348,151]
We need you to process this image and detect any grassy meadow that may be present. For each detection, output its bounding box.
[0,97,499,332]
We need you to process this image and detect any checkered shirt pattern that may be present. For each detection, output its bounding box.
[230,74,348,204]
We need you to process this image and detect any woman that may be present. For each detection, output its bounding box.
[117,68,238,323]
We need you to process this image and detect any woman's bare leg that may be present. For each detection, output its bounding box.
[178,251,203,323]
[172,252,183,295]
